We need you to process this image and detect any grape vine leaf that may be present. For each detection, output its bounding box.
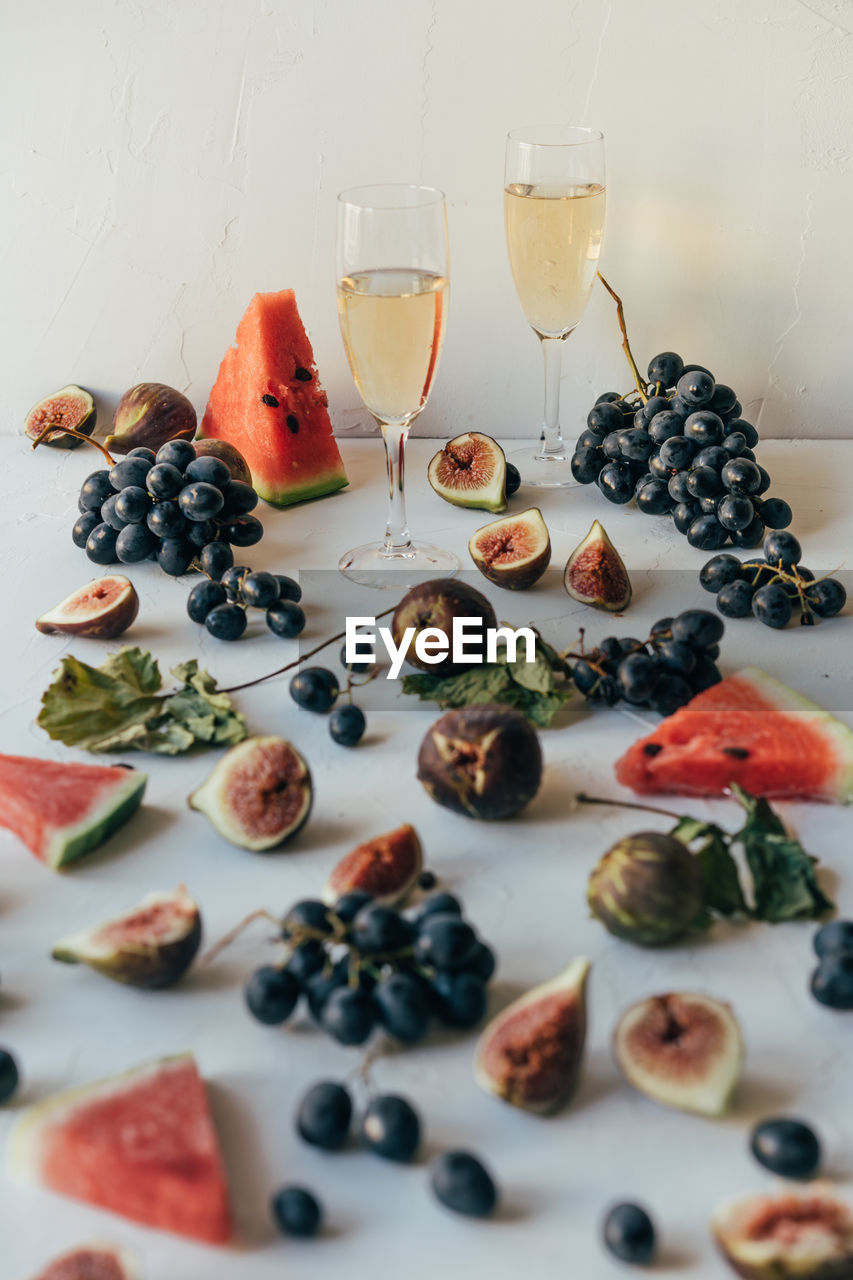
[401,640,572,727]
[730,783,834,922]
[38,647,248,755]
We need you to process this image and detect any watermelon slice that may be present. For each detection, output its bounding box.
[27,1242,139,1280]
[615,666,853,802]
[0,754,146,870]
[201,289,349,507]
[8,1054,232,1246]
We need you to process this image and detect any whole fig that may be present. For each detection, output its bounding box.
[588,831,704,946]
[392,578,496,675]
[105,383,197,455]
[417,704,542,820]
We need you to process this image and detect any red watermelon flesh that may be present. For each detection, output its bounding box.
[29,1244,139,1280]
[0,754,146,870]
[8,1055,232,1246]
[615,666,853,802]
[201,289,349,507]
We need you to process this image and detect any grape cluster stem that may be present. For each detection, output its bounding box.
[597,273,649,404]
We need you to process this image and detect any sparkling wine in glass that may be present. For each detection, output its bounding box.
[336,184,457,586]
[504,125,606,487]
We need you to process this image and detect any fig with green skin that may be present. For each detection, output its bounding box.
[428,433,507,514]
[588,831,704,946]
[105,382,197,455]
[35,575,139,640]
[391,578,497,675]
[614,991,744,1117]
[564,518,632,611]
[712,1188,853,1279]
[189,735,312,851]
[474,957,589,1112]
[417,704,542,820]
[468,507,551,590]
[52,887,201,989]
[24,385,96,450]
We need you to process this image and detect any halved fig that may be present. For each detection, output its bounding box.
[712,1187,853,1280]
[24,385,96,450]
[323,823,422,905]
[564,519,631,611]
[29,1241,140,1280]
[613,991,743,1117]
[417,704,542,820]
[428,433,507,513]
[189,736,312,851]
[51,886,201,989]
[193,438,252,484]
[35,575,139,639]
[474,956,590,1112]
[468,508,551,590]
[392,578,497,675]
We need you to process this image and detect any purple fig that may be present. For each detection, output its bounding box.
[105,382,196,455]
[417,704,542,821]
[474,957,590,1112]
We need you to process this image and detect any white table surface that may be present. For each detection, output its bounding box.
[2,437,852,1279]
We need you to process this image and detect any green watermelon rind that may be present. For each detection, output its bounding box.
[253,466,349,509]
[7,1054,194,1186]
[47,771,147,871]
[733,666,853,802]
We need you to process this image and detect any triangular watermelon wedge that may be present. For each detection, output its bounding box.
[26,1242,140,1280]
[8,1055,232,1246]
[0,754,146,870]
[201,289,348,507]
[615,667,853,802]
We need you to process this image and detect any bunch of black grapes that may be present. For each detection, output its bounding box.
[72,439,263,577]
[572,353,793,552]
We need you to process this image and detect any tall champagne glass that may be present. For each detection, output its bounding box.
[336,184,457,586]
[504,126,606,487]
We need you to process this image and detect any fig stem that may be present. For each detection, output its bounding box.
[30,423,115,463]
[596,273,648,404]
[221,605,396,694]
[198,908,280,967]
[575,792,682,820]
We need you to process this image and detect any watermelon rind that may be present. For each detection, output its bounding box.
[25,1241,141,1280]
[48,771,147,870]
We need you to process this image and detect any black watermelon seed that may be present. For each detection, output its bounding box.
[294,367,312,381]
[643,743,663,757]
[262,393,279,407]
[287,414,300,433]
[722,746,750,758]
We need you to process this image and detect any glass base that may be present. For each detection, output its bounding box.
[511,444,578,489]
[338,541,459,589]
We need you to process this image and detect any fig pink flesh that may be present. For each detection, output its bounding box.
[475,523,541,566]
[224,739,307,839]
[35,1247,128,1280]
[569,544,629,600]
[480,991,583,1106]
[97,900,195,947]
[623,994,728,1083]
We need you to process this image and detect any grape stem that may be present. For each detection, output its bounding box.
[31,423,115,464]
[198,908,280,967]
[596,273,648,404]
[221,605,396,694]
[575,792,682,820]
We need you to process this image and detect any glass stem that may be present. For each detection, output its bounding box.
[380,422,413,554]
[540,335,565,458]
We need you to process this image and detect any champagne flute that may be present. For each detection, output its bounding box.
[336,184,457,586]
[504,125,606,487]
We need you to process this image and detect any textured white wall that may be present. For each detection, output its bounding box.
[3,0,852,441]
